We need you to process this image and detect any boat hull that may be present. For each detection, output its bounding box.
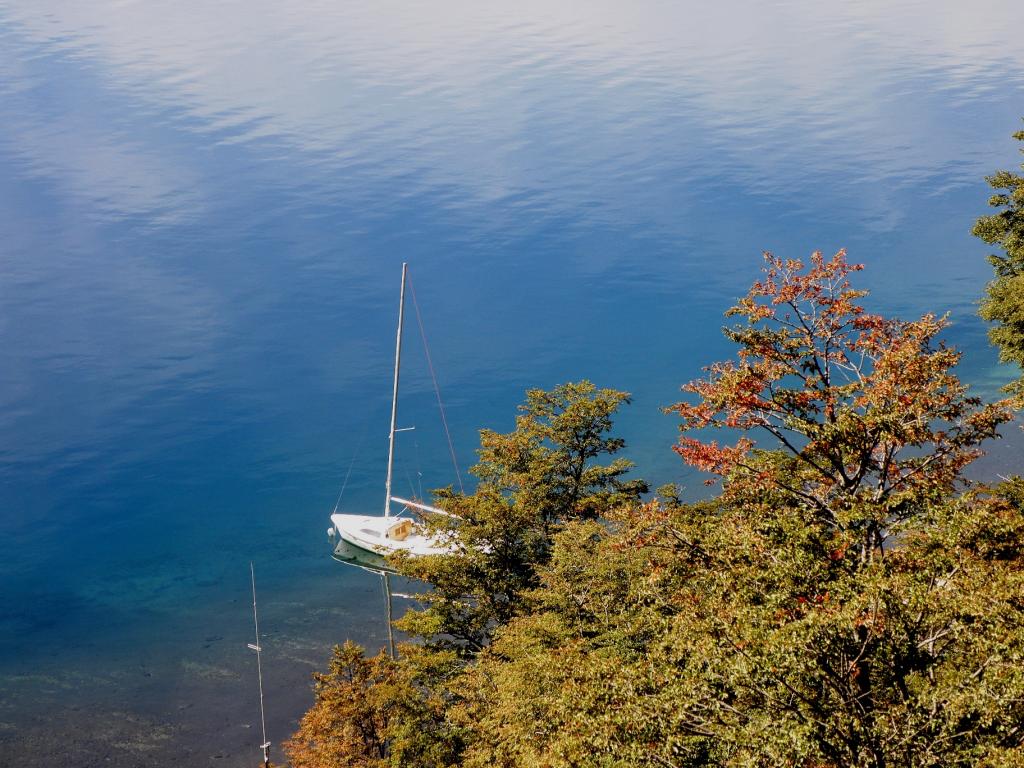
[329,512,452,573]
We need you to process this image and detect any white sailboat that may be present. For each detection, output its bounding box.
[328,263,457,572]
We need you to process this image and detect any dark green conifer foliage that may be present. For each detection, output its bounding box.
[974,120,1024,392]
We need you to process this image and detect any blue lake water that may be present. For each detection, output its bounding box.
[2,1,1024,764]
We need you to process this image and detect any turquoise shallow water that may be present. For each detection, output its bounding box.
[2,1,1024,764]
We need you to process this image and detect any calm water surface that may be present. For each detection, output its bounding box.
[2,1,1024,765]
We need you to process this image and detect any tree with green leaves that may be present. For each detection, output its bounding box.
[974,120,1024,393]
[473,382,648,526]
[450,253,1024,767]
[456,480,1024,767]
[397,380,647,654]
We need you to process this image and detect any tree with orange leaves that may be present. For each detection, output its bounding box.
[285,641,463,768]
[670,249,1015,562]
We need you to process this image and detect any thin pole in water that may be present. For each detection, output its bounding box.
[382,572,396,660]
[249,562,271,768]
[383,262,407,519]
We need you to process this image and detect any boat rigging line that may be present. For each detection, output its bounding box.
[407,271,464,494]
[331,420,370,515]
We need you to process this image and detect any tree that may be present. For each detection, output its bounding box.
[396,381,647,653]
[451,253,1024,768]
[460,483,1024,767]
[285,642,395,768]
[668,249,1014,562]
[974,120,1024,393]
[473,381,648,526]
[284,641,463,768]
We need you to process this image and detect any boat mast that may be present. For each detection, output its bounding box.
[248,562,271,768]
[383,262,407,519]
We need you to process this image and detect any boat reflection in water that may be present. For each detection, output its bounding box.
[328,528,402,657]
[328,526,440,659]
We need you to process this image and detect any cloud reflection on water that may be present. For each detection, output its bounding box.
[1,0,1023,227]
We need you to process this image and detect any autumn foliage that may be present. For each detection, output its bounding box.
[670,250,1014,561]
[288,251,1024,768]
